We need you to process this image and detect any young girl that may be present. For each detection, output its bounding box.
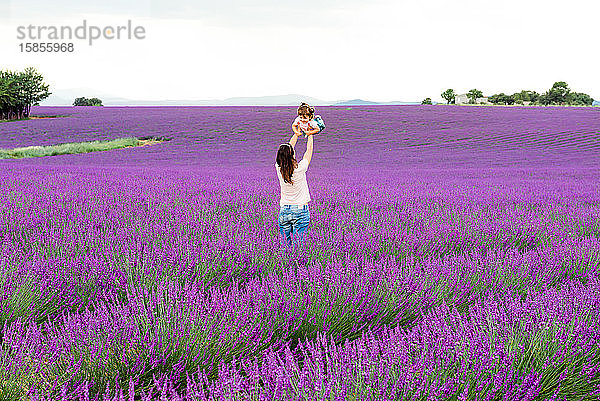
[292,103,323,137]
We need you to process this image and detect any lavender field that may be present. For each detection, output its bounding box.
[1,105,599,400]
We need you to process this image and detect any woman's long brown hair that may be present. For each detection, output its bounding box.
[276,143,298,184]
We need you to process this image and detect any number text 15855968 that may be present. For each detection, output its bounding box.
[19,43,74,52]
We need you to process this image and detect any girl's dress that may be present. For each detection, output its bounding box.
[292,116,320,133]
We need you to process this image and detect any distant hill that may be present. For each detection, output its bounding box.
[593,100,600,106]
[40,88,422,106]
[41,90,336,106]
[333,98,420,106]
[219,94,330,106]
[333,99,380,106]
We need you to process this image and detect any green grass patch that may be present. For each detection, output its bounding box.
[0,115,70,123]
[0,136,170,159]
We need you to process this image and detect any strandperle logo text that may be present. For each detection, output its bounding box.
[16,20,146,45]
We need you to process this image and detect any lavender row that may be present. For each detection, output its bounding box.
[1,106,599,399]
[0,106,599,170]
[1,162,599,398]
[19,276,600,400]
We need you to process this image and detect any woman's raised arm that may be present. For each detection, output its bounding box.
[303,134,314,166]
[289,131,300,148]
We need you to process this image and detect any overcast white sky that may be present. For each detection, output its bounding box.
[1,0,598,102]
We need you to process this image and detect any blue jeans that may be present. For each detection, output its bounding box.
[278,204,310,249]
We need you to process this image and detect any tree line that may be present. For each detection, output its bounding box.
[73,97,103,106]
[432,82,594,106]
[0,67,51,120]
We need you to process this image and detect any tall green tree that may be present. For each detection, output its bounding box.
[547,81,570,105]
[0,70,23,120]
[441,89,455,104]
[0,67,50,120]
[467,89,483,104]
[0,74,18,119]
[20,67,51,117]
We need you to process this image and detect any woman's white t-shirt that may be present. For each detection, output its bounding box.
[275,159,311,207]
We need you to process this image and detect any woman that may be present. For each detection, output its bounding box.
[275,120,317,249]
